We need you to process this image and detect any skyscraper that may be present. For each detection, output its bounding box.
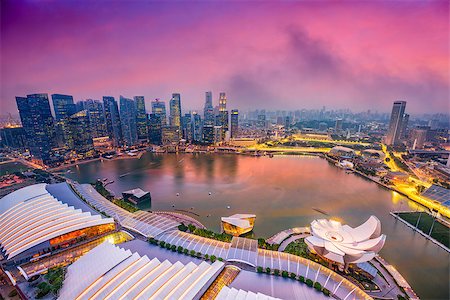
[181,113,193,142]
[219,92,227,112]
[51,94,76,122]
[231,109,239,138]
[151,99,167,126]
[169,93,182,129]
[335,119,343,133]
[84,99,107,138]
[148,113,162,145]
[202,125,214,144]
[103,96,122,146]
[385,101,407,146]
[119,96,138,146]
[192,112,202,142]
[134,96,148,141]
[16,94,56,163]
[67,110,94,155]
[203,92,214,126]
[400,113,409,139]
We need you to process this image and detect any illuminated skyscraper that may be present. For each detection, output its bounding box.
[67,110,94,155]
[169,93,182,129]
[385,101,407,146]
[231,109,239,138]
[103,96,122,145]
[134,96,148,141]
[151,99,167,126]
[192,112,202,142]
[51,94,76,122]
[203,91,214,126]
[84,99,107,138]
[148,113,162,145]
[219,92,226,112]
[335,119,343,133]
[181,113,193,142]
[120,96,138,146]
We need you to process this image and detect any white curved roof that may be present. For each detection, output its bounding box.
[0,184,114,259]
[216,286,281,300]
[221,214,255,229]
[59,242,224,300]
[305,216,386,264]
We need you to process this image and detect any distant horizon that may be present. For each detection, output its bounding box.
[1,1,449,115]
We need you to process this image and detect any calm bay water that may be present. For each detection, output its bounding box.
[65,153,449,299]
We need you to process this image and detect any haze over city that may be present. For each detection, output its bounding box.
[1,0,449,114]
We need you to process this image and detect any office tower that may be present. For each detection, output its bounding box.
[285,116,291,130]
[385,101,407,146]
[162,126,180,145]
[84,99,107,138]
[213,126,223,144]
[134,96,148,141]
[202,125,214,144]
[231,109,239,138]
[16,94,56,164]
[103,96,122,146]
[335,119,343,133]
[119,96,138,146]
[51,94,76,122]
[169,93,182,129]
[219,92,227,112]
[181,113,193,142]
[400,113,409,139]
[257,114,266,128]
[410,127,428,150]
[67,110,94,155]
[0,126,26,149]
[151,99,167,126]
[192,112,202,142]
[203,92,214,126]
[148,113,162,145]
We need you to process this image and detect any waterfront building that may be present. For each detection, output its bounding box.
[305,216,386,269]
[181,113,193,142]
[16,94,56,164]
[192,111,202,142]
[0,183,115,263]
[221,214,256,236]
[213,125,223,144]
[119,96,138,146]
[231,109,239,138]
[122,188,151,205]
[103,96,122,146]
[0,126,26,149]
[148,113,162,145]
[203,91,214,126]
[67,110,95,155]
[151,98,167,126]
[83,99,107,138]
[162,126,180,145]
[385,101,407,146]
[329,146,356,158]
[169,93,182,129]
[134,96,148,141]
[202,125,214,144]
[51,94,76,122]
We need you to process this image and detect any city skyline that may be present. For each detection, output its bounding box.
[1,1,449,114]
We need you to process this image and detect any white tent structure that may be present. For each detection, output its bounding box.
[305,216,386,266]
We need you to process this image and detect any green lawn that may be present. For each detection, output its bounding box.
[396,212,449,248]
[0,162,29,176]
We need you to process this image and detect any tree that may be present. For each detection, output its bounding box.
[210,255,217,262]
[171,245,177,252]
[323,288,331,297]
[314,282,322,291]
[289,272,297,279]
[177,246,183,253]
[183,249,189,255]
[266,267,271,274]
[281,270,288,278]
[257,266,263,273]
[196,252,202,258]
[190,250,196,257]
[204,254,209,260]
[218,257,223,262]
[306,279,313,287]
[188,224,196,233]
[273,269,280,276]
[298,275,305,283]
[165,243,171,250]
[178,223,188,232]
[159,241,166,247]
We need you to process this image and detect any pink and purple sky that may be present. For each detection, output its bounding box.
[1,0,449,114]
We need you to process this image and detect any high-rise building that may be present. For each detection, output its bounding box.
[219,92,227,112]
[103,96,122,146]
[257,114,266,128]
[204,92,214,126]
[119,96,138,146]
[134,96,148,141]
[335,119,343,133]
[202,125,214,144]
[214,125,223,144]
[385,101,407,146]
[51,94,76,122]
[410,127,428,150]
[162,126,180,145]
[169,93,182,129]
[181,113,193,142]
[151,99,167,126]
[192,112,202,142]
[84,99,107,138]
[231,109,239,138]
[148,113,162,145]
[67,110,94,155]
[400,113,409,139]
[16,94,56,163]
[0,126,26,149]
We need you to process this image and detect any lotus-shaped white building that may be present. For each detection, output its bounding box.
[305,216,386,266]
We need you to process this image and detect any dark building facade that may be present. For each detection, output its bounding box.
[148,113,162,145]
[230,109,239,138]
[51,94,76,122]
[134,96,148,141]
[16,94,56,163]
[0,127,26,149]
[120,96,138,146]
[103,96,122,146]
[67,110,94,155]
[151,99,167,126]
[84,99,107,138]
[169,93,182,129]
